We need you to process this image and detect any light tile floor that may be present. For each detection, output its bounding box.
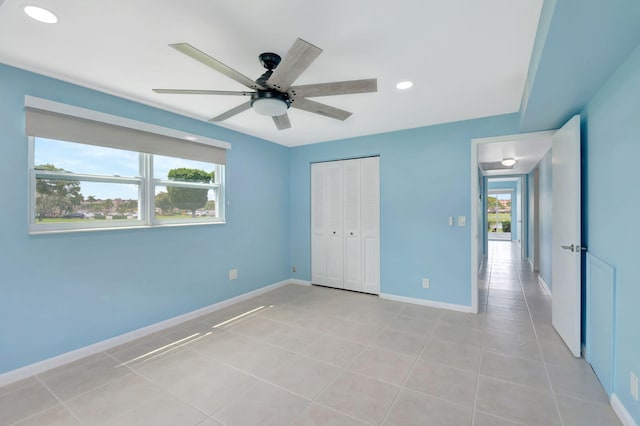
[0,241,621,425]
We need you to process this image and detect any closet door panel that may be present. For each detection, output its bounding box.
[360,157,380,294]
[343,159,362,292]
[311,163,328,285]
[325,161,344,288]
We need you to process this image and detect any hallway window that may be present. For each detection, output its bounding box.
[487,191,512,241]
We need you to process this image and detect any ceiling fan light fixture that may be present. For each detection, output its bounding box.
[501,157,517,167]
[24,5,58,23]
[251,91,290,117]
[253,98,288,116]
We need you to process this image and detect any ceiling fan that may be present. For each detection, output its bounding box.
[153,38,377,130]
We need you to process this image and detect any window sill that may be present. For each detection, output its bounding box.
[28,220,226,235]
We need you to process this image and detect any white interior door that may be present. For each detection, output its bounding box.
[552,115,582,357]
[516,178,523,251]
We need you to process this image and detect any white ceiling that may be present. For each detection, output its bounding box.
[0,0,542,147]
[478,132,552,176]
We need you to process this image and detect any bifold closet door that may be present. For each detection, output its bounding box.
[311,157,379,294]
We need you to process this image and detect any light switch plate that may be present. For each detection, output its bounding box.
[448,216,453,226]
[457,216,466,227]
[229,269,238,280]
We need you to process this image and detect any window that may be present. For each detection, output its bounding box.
[26,97,228,234]
[152,155,222,224]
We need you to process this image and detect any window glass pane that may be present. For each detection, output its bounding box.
[34,137,139,177]
[153,155,217,183]
[154,185,217,221]
[34,178,139,223]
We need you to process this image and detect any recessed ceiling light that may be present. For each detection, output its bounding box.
[501,158,517,167]
[24,5,58,24]
[396,81,413,90]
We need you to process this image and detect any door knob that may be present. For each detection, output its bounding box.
[350,232,354,236]
[561,244,587,252]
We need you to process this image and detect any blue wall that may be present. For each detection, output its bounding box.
[520,0,640,132]
[0,64,291,374]
[289,115,520,307]
[537,150,553,288]
[582,42,640,422]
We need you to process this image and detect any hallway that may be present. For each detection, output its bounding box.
[477,241,619,425]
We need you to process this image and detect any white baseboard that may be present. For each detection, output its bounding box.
[0,279,296,387]
[611,393,638,426]
[379,293,474,313]
[288,279,311,286]
[538,275,552,299]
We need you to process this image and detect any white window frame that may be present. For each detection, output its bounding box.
[149,154,225,225]
[28,136,226,234]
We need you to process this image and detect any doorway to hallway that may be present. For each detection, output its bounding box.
[487,191,512,241]
[475,240,616,424]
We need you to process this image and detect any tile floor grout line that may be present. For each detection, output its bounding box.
[471,245,491,426]
[379,310,441,425]
[131,357,226,420]
[31,374,88,426]
[32,354,140,412]
[512,243,566,426]
[180,338,383,424]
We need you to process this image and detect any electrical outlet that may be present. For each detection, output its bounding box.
[229,269,238,280]
[292,265,296,273]
[422,278,430,289]
[631,372,639,401]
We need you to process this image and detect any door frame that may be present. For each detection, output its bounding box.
[470,131,554,313]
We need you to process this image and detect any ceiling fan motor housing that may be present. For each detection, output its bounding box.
[259,52,281,70]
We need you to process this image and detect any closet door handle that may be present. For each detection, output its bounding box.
[350,232,354,236]
[332,231,336,235]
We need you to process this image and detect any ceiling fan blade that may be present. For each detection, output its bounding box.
[153,89,254,96]
[291,98,352,121]
[267,38,323,92]
[170,43,265,90]
[289,78,377,99]
[209,101,252,122]
[272,113,291,130]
